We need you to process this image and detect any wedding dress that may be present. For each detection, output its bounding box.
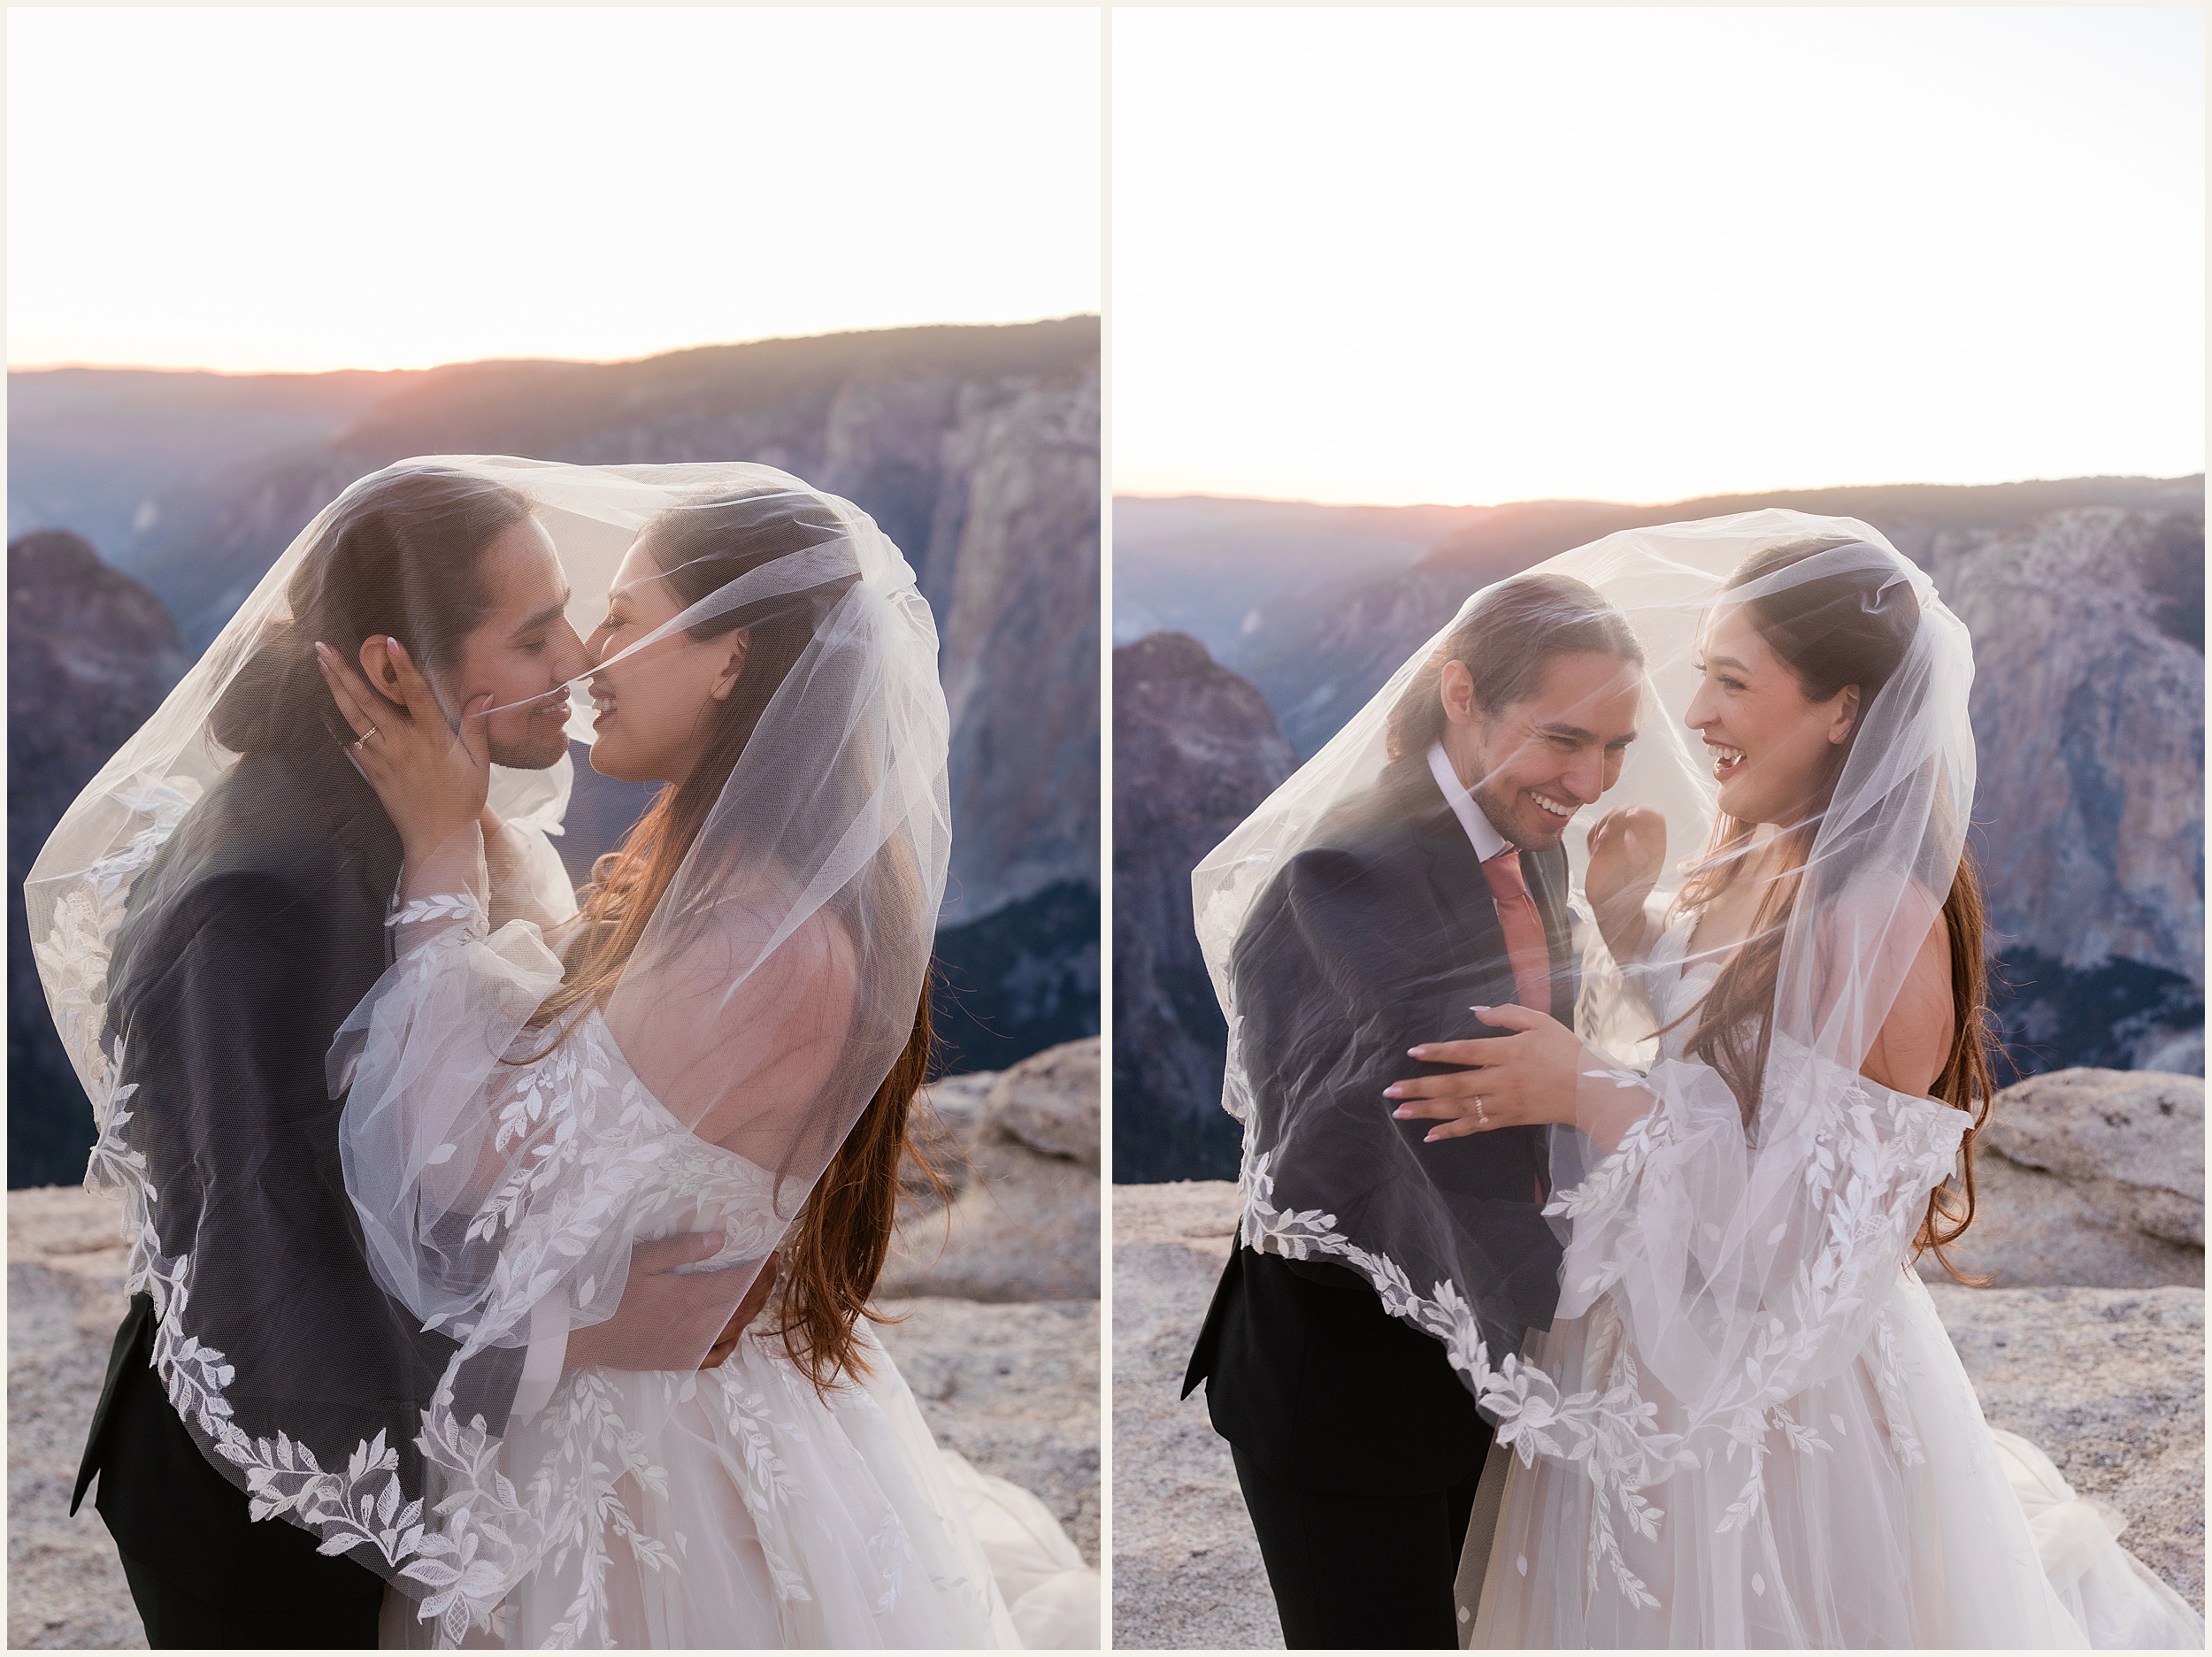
[353,828,1097,1649]
[1462,914,2203,1649]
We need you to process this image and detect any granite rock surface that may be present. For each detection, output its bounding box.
[881,1040,1102,1303]
[10,1061,1101,1653]
[1916,1070,2205,1291]
[1116,1179,2206,1650]
[1985,1069,2204,1247]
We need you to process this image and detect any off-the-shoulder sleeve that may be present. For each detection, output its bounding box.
[1548,1035,1968,1425]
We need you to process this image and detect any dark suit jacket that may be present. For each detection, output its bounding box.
[74,740,523,1602]
[1184,758,1574,1496]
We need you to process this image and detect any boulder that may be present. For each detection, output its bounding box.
[905,1070,1001,1201]
[879,1040,1101,1302]
[1915,1068,2205,1291]
[1916,1148,2202,1291]
[1985,1069,2203,1247]
[981,1039,1101,1168]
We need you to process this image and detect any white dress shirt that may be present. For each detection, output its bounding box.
[1426,740,1513,863]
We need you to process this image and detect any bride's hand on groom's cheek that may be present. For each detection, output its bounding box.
[1384,1003,1584,1141]
[316,637,492,862]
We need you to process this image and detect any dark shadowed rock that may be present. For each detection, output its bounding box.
[1111,635,1295,1182]
[8,533,187,1188]
[1931,509,2205,1070]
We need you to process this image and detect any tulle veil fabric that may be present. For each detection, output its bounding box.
[1193,510,1999,1625]
[24,457,954,1639]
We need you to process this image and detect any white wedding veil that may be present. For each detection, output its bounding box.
[24,456,950,1632]
[1194,509,1980,1579]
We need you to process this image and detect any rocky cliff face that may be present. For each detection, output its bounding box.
[1121,481,2200,1147]
[1111,635,1295,1182]
[1216,478,2201,764]
[7,534,188,1187]
[8,322,1099,1110]
[1928,509,2204,1070]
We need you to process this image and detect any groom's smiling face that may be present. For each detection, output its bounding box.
[1443,648,1640,849]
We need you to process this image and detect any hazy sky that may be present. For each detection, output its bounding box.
[1114,7,2204,505]
[8,7,1101,372]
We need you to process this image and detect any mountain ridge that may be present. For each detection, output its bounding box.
[10,321,1100,1183]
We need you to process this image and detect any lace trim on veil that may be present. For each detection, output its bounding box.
[1227,1010,1963,1608]
[40,798,852,1643]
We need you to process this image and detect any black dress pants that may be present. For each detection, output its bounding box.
[84,1299,388,1650]
[1232,1442,1484,1650]
[117,1547,383,1650]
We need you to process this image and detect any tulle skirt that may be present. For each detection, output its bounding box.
[383,1329,1096,1649]
[1469,1270,2202,1649]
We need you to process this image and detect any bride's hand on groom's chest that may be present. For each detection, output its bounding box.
[1381,1001,1585,1143]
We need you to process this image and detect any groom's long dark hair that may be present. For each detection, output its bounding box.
[1385,572,1645,763]
[209,466,530,756]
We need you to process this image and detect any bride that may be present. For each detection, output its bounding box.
[1197,512,2200,1648]
[308,465,1095,1648]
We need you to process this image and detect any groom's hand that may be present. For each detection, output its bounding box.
[564,1232,774,1372]
[1384,1003,1582,1140]
[702,1252,780,1369]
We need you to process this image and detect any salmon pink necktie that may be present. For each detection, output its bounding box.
[1480,848,1551,1014]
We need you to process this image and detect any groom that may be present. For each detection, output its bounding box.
[72,467,776,1648]
[1184,573,1644,1649]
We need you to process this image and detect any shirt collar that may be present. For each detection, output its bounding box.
[1426,740,1513,863]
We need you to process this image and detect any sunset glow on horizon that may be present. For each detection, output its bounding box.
[8,7,1102,375]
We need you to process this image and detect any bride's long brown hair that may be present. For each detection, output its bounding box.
[1670,538,1994,1282]
[526,491,943,1389]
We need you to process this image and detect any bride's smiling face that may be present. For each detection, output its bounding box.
[583,535,749,785]
[1685,604,1861,826]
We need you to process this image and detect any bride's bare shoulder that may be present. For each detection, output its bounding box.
[654,891,860,998]
[1847,878,1957,1097]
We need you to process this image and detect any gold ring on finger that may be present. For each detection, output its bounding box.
[349,725,379,749]
[1474,1095,1488,1126]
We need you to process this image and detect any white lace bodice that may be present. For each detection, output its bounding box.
[571,1035,796,1265]
[1640,910,1724,1043]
